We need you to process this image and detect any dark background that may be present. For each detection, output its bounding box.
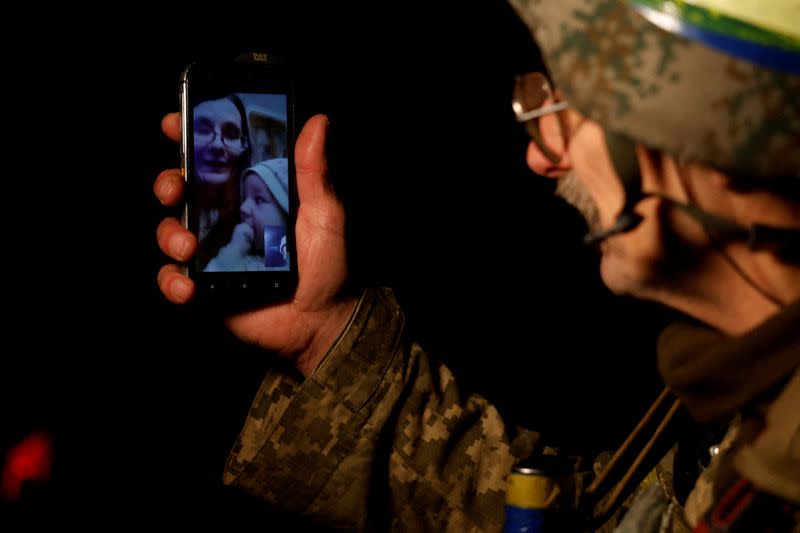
[2,1,671,530]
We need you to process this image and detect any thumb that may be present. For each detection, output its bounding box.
[296,115,334,205]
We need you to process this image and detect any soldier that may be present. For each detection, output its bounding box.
[154,0,799,531]
[508,2,799,530]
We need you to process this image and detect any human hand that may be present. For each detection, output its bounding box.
[155,113,357,376]
[229,223,255,256]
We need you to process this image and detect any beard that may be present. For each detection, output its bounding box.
[555,170,601,233]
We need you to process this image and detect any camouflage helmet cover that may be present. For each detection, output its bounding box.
[507,0,800,181]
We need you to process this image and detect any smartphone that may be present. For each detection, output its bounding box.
[180,53,298,309]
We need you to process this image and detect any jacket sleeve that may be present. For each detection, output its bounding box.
[223,287,542,532]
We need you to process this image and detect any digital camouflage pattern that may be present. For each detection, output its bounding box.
[507,0,800,182]
[222,288,798,531]
[224,288,545,532]
[220,289,700,533]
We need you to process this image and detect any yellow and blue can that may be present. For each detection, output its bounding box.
[503,457,568,533]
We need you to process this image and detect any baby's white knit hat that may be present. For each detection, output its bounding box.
[242,158,289,213]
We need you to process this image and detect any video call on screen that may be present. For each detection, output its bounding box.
[193,93,290,273]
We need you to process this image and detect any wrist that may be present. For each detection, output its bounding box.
[294,295,359,377]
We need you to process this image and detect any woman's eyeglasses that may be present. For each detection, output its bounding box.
[512,72,572,164]
[194,121,247,153]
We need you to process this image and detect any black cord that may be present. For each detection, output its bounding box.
[675,164,785,309]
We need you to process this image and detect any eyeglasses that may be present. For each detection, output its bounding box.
[194,120,247,152]
[512,72,572,164]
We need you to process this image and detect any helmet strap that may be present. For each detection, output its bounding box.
[583,130,644,245]
[603,129,645,213]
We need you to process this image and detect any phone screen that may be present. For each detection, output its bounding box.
[181,58,297,306]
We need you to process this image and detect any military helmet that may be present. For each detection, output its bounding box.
[508,0,800,183]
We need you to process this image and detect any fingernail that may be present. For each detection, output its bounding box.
[170,236,191,260]
[171,278,191,302]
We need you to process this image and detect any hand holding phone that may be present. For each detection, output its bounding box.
[156,108,357,375]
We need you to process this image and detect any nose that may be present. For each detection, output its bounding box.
[526,139,571,178]
[240,198,254,218]
[211,134,225,149]
[524,112,572,177]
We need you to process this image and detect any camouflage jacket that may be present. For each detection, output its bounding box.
[223,288,799,531]
[224,287,541,531]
